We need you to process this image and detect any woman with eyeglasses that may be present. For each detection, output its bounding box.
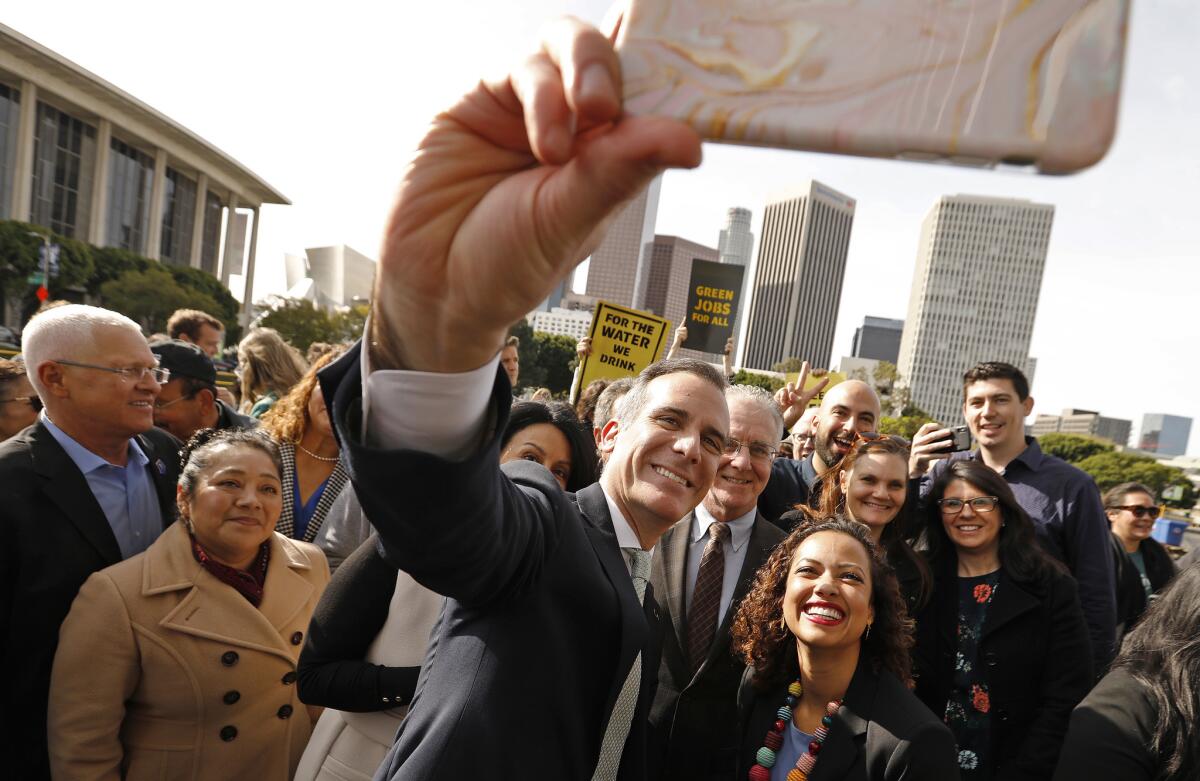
[1102,482,1176,638]
[914,460,1092,780]
[782,433,932,614]
[0,358,41,441]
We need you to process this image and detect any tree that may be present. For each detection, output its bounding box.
[730,369,785,393]
[257,299,347,353]
[332,304,369,344]
[0,221,95,322]
[98,268,223,335]
[1037,433,1114,464]
[878,413,936,441]
[872,360,899,396]
[1074,451,1196,507]
[771,357,806,374]
[521,331,578,395]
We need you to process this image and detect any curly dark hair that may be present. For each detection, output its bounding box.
[731,516,915,693]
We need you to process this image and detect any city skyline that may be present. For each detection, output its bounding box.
[4,0,1197,454]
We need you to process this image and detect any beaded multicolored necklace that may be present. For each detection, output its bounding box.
[749,680,842,781]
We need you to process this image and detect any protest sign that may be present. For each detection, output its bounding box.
[784,369,846,409]
[579,302,671,389]
[683,259,744,354]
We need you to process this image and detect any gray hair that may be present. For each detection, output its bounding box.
[594,377,634,431]
[726,384,785,439]
[616,358,729,428]
[22,304,144,398]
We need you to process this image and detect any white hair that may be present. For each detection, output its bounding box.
[726,384,786,439]
[22,305,144,397]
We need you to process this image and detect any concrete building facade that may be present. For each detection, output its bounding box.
[897,194,1054,426]
[305,244,375,309]
[583,176,661,309]
[851,316,904,363]
[529,307,593,341]
[741,181,856,371]
[0,23,288,326]
[1140,413,1193,457]
[1031,408,1132,447]
[644,234,721,362]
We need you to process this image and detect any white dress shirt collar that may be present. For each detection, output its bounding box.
[692,502,757,551]
[599,483,655,555]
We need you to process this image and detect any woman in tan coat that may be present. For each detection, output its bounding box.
[48,428,330,780]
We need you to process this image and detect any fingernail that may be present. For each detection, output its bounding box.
[579,62,617,105]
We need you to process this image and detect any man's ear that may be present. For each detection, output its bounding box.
[1022,395,1035,417]
[37,361,70,399]
[599,418,620,455]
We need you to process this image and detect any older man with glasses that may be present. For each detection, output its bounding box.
[0,357,41,441]
[0,304,183,781]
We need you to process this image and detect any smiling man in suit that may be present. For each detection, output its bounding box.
[648,385,788,780]
[0,305,181,780]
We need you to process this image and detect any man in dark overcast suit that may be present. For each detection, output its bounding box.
[648,385,787,781]
[0,305,180,780]
[317,15,729,781]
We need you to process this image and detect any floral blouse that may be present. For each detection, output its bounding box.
[945,571,1001,778]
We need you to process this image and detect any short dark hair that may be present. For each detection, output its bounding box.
[1103,481,1157,507]
[617,358,728,428]
[962,361,1030,402]
[178,428,282,500]
[167,309,224,342]
[594,377,634,431]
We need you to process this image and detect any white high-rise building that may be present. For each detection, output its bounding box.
[717,207,755,364]
[529,307,593,341]
[897,195,1054,425]
[742,182,856,371]
[583,176,661,309]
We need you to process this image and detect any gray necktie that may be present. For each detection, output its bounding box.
[591,547,651,781]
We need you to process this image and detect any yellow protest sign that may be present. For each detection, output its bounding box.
[784,369,846,409]
[579,302,671,388]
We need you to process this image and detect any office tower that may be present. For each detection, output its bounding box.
[1140,413,1193,456]
[741,181,856,371]
[1031,409,1132,447]
[896,194,1054,425]
[717,207,754,363]
[643,235,721,361]
[583,176,661,308]
[851,316,904,363]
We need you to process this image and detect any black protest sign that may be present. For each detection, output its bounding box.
[684,259,744,354]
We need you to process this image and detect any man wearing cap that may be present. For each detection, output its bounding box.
[150,340,256,444]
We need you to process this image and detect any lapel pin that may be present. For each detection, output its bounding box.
[156,459,166,475]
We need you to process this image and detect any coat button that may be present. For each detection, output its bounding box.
[223,690,241,705]
[221,651,239,666]
[277,704,294,719]
[290,631,303,645]
[997,709,1009,722]
[985,652,997,667]
[220,725,238,741]
[282,671,297,685]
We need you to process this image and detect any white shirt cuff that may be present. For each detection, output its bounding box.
[361,337,501,460]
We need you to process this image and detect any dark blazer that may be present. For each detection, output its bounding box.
[321,344,664,780]
[737,658,960,780]
[915,562,1093,781]
[648,511,785,780]
[1110,533,1175,635]
[0,420,181,780]
[1053,667,1158,781]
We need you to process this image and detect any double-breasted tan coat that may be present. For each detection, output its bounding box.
[48,521,330,780]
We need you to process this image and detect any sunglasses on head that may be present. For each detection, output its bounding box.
[1109,504,1161,520]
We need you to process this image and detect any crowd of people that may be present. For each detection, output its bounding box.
[0,15,1196,781]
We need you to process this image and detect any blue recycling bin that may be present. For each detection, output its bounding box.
[1151,518,1188,546]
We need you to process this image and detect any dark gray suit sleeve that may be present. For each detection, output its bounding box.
[1062,477,1117,671]
[325,346,566,608]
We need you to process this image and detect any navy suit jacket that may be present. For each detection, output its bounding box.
[321,344,663,780]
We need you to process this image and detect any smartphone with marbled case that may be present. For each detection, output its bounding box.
[617,0,1129,174]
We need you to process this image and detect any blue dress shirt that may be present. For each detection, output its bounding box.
[40,413,164,559]
[684,504,758,624]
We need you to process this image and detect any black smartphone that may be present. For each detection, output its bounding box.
[950,426,972,452]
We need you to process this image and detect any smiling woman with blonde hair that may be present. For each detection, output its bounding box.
[237,328,307,419]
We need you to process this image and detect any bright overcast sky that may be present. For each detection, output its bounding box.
[6,1,1198,454]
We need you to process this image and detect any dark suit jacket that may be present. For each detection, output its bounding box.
[321,344,664,780]
[915,562,1093,781]
[647,511,784,780]
[737,658,960,780]
[0,420,181,780]
[757,454,822,527]
[1052,667,1158,781]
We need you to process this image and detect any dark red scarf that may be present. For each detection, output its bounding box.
[190,535,271,607]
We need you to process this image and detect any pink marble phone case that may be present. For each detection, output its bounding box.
[617,0,1129,174]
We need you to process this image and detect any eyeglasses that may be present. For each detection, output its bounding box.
[0,395,42,412]
[723,439,778,462]
[1109,505,1161,520]
[939,496,1000,514]
[154,392,196,410]
[55,359,170,385]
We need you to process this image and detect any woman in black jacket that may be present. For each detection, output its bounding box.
[731,517,959,781]
[1102,482,1176,637]
[914,460,1092,780]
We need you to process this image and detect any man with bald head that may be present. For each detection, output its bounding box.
[757,379,882,525]
[0,304,182,780]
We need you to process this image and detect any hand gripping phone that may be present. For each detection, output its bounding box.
[617,0,1130,174]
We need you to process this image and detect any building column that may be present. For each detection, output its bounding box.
[88,118,112,245]
[10,80,37,221]
[189,173,208,268]
[219,192,240,286]
[239,206,260,326]
[143,148,168,259]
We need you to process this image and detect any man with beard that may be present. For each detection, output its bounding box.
[757,380,882,527]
